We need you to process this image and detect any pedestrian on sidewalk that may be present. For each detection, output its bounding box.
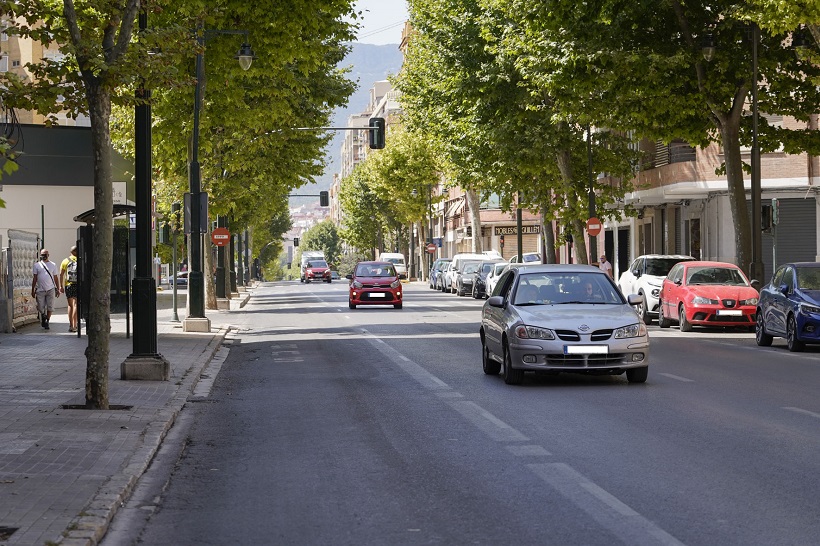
[599,254,613,279]
[60,245,79,332]
[32,248,60,330]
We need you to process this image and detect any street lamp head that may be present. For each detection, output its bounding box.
[411,188,419,197]
[701,32,716,61]
[235,43,256,70]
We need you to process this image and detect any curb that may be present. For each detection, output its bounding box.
[59,326,231,546]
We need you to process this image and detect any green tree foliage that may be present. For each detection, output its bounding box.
[300,220,340,266]
[493,0,820,275]
[339,161,384,258]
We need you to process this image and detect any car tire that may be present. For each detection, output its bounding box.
[348,302,356,309]
[755,310,773,346]
[658,300,672,329]
[626,366,648,383]
[502,342,524,385]
[394,303,402,309]
[457,285,464,296]
[679,304,693,332]
[637,292,652,325]
[787,314,805,352]
[482,337,501,375]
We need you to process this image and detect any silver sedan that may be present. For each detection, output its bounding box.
[480,264,649,385]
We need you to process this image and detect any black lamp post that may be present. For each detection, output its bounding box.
[123,9,169,380]
[184,28,255,332]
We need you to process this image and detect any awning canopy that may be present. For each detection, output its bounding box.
[73,204,136,224]
[445,198,465,218]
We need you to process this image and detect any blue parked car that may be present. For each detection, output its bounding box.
[756,262,820,351]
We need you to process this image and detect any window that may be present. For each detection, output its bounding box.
[11,59,19,67]
[0,55,7,72]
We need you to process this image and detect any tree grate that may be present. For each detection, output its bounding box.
[59,404,134,410]
[0,527,18,540]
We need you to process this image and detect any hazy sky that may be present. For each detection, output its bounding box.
[353,0,409,45]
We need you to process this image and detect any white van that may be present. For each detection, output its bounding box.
[378,252,407,278]
[448,253,487,292]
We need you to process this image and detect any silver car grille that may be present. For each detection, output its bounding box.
[544,354,627,366]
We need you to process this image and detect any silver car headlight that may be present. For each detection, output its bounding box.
[352,281,363,289]
[390,280,401,289]
[739,297,758,306]
[800,302,820,315]
[614,323,647,339]
[515,325,556,340]
[692,296,719,305]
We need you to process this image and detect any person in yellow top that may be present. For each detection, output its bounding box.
[60,245,79,333]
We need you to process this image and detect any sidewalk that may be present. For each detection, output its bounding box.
[0,289,252,546]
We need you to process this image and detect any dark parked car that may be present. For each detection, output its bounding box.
[756,262,820,351]
[473,259,504,299]
[429,258,451,290]
[454,260,482,296]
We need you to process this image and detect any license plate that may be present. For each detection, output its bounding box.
[369,292,386,298]
[717,309,742,316]
[565,345,608,355]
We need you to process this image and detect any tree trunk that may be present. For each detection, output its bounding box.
[720,117,752,274]
[540,207,556,263]
[205,224,217,310]
[555,142,589,264]
[84,84,113,410]
[466,188,482,253]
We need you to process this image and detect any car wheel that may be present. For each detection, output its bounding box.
[679,304,693,332]
[658,300,671,329]
[637,292,652,325]
[348,301,356,309]
[787,314,805,352]
[502,341,524,385]
[457,285,464,296]
[394,303,402,309]
[626,366,648,383]
[755,311,773,346]
[482,337,501,375]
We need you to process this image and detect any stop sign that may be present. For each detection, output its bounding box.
[586,217,602,237]
[426,243,437,254]
[211,227,230,246]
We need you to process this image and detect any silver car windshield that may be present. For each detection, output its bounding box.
[514,272,624,306]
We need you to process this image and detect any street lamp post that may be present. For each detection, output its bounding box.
[183,28,255,333]
[123,9,169,380]
[171,202,180,322]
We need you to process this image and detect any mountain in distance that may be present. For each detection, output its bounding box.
[290,43,404,206]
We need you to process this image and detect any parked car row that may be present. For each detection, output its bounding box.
[618,253,820,353]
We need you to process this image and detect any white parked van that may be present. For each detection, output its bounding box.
[378,252,407,278]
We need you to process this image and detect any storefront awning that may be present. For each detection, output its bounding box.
[445,198,465,218]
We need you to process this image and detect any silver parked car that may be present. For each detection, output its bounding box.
[480,264,649,385]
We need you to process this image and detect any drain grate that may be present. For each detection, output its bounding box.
[60,404,134,410]
[0,527,18,540]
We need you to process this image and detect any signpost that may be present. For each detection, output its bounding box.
[426,243,437,254]
[211,227,230,247]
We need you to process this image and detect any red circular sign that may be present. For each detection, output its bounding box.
[211,227,231,246]
[426,243,437,254]
[586,217,602,237]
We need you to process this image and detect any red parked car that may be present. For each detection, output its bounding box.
[303,259,332,283]
[658,261,759,331]
[347,261,402,309]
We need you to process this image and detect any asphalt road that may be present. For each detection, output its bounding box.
[104,280,820,546]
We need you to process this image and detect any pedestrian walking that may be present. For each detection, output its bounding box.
[599,254,613,279]
[31,248,60,330]
[60,245,79,332]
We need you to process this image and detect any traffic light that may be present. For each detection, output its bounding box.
[319,190,329,207]
[761,204,773,232]
[499,235,505,248]
[294,237,299,247]
[369,117,385,149]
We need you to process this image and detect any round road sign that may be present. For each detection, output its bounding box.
[211,227,230,246]
[426,243,437,254]
[586,217,602,237]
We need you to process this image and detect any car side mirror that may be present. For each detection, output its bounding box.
[627,293,645,306]
[674,279,682,285]
[633,270,641,277]
[487,295,505,308]
[345,274,353,280]
[778,283,788,295]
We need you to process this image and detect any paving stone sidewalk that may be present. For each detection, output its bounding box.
[0,290,251,546]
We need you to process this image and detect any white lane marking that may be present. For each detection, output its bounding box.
[446,400,529,443]
[783,406,820,419]
[658,373,695,382]
[507,444,551,457]
[529,463,685,546]
[363,330,450,391]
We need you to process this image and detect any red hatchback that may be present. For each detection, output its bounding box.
[347,261,402,309]
[658,260,759,331]
[304,259,331,283]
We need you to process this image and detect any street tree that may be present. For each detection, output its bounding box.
[300,220,341,267]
